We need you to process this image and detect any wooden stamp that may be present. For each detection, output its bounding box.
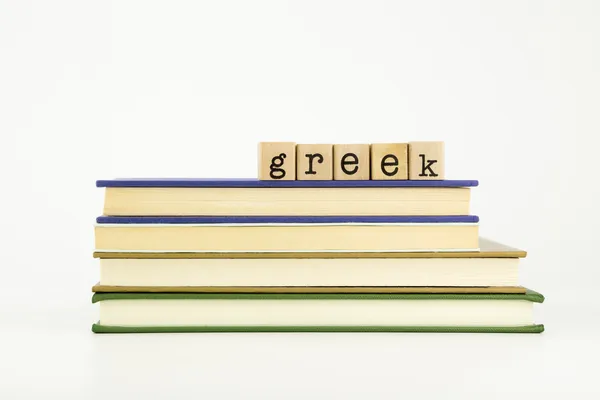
[408,141,445,180]
[296,144,333,180]
[333,144,370,180]
[370,143,408,180]
[258,142,296,180]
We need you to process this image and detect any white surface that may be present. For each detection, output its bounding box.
[1,304,597,399]
[1,0,599,398]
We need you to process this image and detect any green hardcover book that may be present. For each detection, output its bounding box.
[91,290,544,334]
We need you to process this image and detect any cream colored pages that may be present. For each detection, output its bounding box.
[94,223,479,252]
[99,257,518,286]
[103,187,470,216]
[99,300,533,327]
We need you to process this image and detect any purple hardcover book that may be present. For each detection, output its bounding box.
[96,178,478,188]
[96,215,479,224]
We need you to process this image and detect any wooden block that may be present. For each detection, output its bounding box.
[296,144,333,180]
[333,144,370,180]
[258,142,296,180]
[408,141,445,180]
[370,143,408,180]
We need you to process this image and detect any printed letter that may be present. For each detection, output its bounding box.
[270,153,287,179]
[305,153,324,175]
[381,154,399,177]
[418,154,438,177]
[341,153,359,175]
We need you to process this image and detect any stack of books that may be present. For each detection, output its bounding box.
[91,177,544,333]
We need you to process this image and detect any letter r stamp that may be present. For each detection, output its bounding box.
[296,144,333,180]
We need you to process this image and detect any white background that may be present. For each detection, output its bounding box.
[1,0,599,398]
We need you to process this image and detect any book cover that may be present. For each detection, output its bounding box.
[96,178,479,188]
[93,237,522,258]
[96,215,479,224]
[91,290,544,334]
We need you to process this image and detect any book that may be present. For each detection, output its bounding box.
[94,252,518,290]
[94,216,479,253]
[96,178,477,216]
[94,257,517,288]
[93,237,523,259]
[93,238,523,294]
[91,290,545,333]
[96,178,479,187]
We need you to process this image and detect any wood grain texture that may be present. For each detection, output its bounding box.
[92,284,527,294]
[296,144,333,180]
[409,141,445,180]
[93,237,526,259]
[333,144,370,180]
[258,142,296,180]
[370,143,408,180]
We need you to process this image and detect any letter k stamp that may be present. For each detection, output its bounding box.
[408,142,445,180]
